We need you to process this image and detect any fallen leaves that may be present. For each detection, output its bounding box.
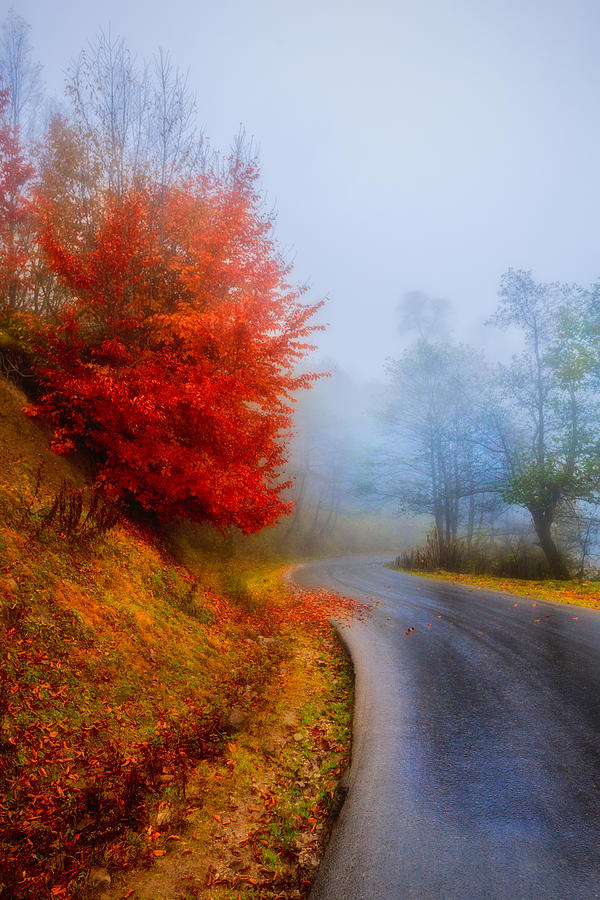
[0,566,362,899]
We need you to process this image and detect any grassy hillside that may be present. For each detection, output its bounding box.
[0,377,362,899]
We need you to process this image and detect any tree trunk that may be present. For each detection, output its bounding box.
[466,494,475,547]
[530,509,570,579]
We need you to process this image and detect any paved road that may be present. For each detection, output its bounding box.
[292,556,600,900]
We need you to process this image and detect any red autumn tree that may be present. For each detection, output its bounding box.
[30,160,323,532]
[0,87,34,316]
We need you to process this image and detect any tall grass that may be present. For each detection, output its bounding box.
[395,530,551,580]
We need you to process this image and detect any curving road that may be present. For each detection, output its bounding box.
[292,556,600,900]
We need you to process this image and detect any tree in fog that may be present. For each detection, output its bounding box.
[489,269,600,578]
[0,12,41,316]
[284,367,371,553]
[378,339,503,547]
[396,290,452,341]
[0,10,43,136]
[66,30,206,198]
[0,88,34,315]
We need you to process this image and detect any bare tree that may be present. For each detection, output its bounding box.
[67,30,151,195]
[397,290,453,341]
[0,10,43,137]
[65,30,213,199]
[149,49,203,190]
[377,339,505,548]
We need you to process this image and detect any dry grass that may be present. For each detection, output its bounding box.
[398,568,600,609]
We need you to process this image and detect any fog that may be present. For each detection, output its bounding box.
[7,0,600,566]
[13,0,600,377]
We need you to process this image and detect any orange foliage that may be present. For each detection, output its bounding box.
[29,162,323,531]
[0,579,370,899]
[0,89,34,314]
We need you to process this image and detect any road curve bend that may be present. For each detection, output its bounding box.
[292,556,600,900]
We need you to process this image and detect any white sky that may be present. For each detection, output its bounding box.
[10,0,600,377]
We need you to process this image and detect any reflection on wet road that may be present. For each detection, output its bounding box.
[293,557,600,900]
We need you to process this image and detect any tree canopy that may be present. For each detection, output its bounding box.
[0,28,322,533]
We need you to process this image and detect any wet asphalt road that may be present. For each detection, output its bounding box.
[291,556,600,900]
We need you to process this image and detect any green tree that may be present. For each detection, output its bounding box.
[490,268,600,578]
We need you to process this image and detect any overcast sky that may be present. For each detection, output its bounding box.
[10,0,600,377]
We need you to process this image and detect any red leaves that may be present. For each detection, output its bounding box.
[0,89,34,313]
[30,174,322,533]
[1,572,355,899]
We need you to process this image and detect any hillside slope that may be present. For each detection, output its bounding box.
[0,377,358,900]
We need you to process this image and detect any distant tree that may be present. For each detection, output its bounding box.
[0,87,34,315]
[283,367,368,553]
[397,290,452,341]
[377,339,502,548]
[0,10,43,137]
[556,278,600,385]
[489,269,600,578]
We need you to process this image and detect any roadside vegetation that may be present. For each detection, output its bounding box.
[371,274,600,582]
[390,565,600,611]
[0,20,388,898]
[391,530,600,610]
[0,375,366,899]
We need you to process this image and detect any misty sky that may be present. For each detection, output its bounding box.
[10,0,600,377]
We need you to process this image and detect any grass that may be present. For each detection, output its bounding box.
[0,375,360,900]
[390,565,600,609]
[103,599,354,900]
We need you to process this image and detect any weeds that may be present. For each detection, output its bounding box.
[147,570,214,623]
[14,466,119,545]
[396,529,551,580]
[38,480,119,543]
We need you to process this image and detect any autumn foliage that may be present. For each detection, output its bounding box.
[0,29,340,900]
[0,89,34,314]
[2,117,322,531]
